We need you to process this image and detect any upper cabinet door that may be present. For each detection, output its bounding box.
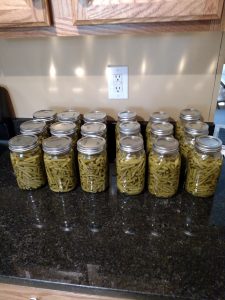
[73,0,224,25]
[0,0,51,27]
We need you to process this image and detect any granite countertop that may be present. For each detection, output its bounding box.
[0,150,225,300]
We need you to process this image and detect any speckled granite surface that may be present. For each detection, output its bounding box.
[0,150,224,300]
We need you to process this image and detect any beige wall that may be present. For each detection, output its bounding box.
[0,32,223,121]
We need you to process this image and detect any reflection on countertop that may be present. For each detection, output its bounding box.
[0,151,225,300]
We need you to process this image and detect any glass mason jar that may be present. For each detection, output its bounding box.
[50,121,77,149]
[33,109,57,130]
[148,137,181,198]
[147,121,173,154]
[77,136,108,193]
[9,135,46,190]
[83,110,107,124]
[57,110,81,133]
[81,122,107,139]
[115,110,137,140]
[146,111,169,152]
[185,136,222,197]
[43,136,77,192]
[117,136,146,195]
[175,108,201,141]
[180,121,209,161]
[117,121,141,152]
[20,120,48,144]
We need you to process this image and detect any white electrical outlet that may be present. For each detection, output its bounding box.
[107,66,128,99]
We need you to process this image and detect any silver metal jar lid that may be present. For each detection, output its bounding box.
[83,110,107,123]
[77,136,106,155]
[153,137,179,155]
[118,110,137,122]
[57,110,80,122]
[151,122,173,136]
[50,122,76,136]
[195,136,222,153]
[119,121,140,135]
[81,122,106,137]
[120,136,144,153]
[20,120,46,134]
[180,108,201,121]
[33,109,56,122]
[42,136,72,155]
[9,134,38,152]
[149,111,169,123]
[184,121,209,136]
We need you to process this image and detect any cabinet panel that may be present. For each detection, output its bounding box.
[0,0,50,27]
[0,283,128,300]
[73,0,224,25]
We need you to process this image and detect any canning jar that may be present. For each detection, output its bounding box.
[33,109,56,130]
[147,121,173,154]
[115,110,137,140]
[77,136,108,193]
[57,110,81,133]
[50,121,77,148]
[117,136,146,195]
[185,136,222,197]
[81,122,106,139]
[43,136,77,192]
[117,121,141,151]
[175,108,201,141]
[146,111,169,152]
[180,121,209,161]
[83,110,107,124]
[9,135,46,190]
[148,137,181,198]
[20,120,48,144]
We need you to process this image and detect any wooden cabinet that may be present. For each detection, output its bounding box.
[0,0,50,27]
[72,0,224,25]
[0,283,127,300]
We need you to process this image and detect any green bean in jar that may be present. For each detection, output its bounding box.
[77,136,108,193]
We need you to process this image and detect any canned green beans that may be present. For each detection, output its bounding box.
[185,136,222,197]
[117,136,146,195]
[77,136,108,193]
[148,137,181,198]
[43,136,77,192]
[9,135,46,190]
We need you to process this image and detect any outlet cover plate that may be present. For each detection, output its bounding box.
[107,65,128,99]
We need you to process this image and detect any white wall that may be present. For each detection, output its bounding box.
[0,32,223,121]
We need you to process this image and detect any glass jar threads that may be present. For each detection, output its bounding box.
[83,110,107,124]
[147,121,173,154]
[148,137,181,198]
[9,135,46,190]
[146,111,169,152]
[185,136,222,197]
[57,110,81,132]
[20,120,48,144]
[77,136,108,193]
[50,122,77,148]
[175,108,201,141]
[81,122,107,139]
[117,121,141,151]
[117,136,146,195]
[115,110,137,139]
[180,121,209,160]
[43,136,77,192]
[33,109,56,128]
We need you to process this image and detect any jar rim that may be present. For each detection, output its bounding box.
[118,110,136,121]
[50,121,76,136]
[119,121,140,135]
[9,134,38,152]
[184,121,209,136]
[20,120,46,134]
[149,111,169,123]
[153,137,179,155]
[57,110,80,122]
[195,135,222,153]
[42,136,72,155]
[33,109,56,121]
[120,135,144,152]
[81,122,106,136]
[180,108,201,121]
[83,110,107,123]
[77,136,106,155]
[151,121,173,136]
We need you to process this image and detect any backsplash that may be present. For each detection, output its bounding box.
[0,32,223,121]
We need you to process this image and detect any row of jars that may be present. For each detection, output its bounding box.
[8,108,223,198]
[115,109,223,198]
